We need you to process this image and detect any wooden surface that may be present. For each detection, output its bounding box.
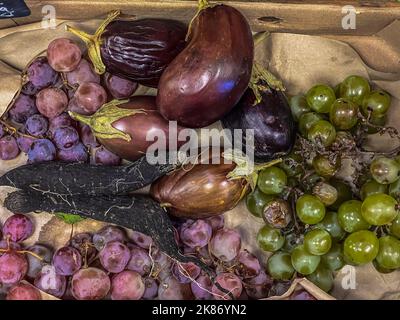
[1,0,400,35]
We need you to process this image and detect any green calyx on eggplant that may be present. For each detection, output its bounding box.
[150,149,282,219]
[66,10,187,87]
[69,96,186,162]
[156,0,254,128]
[222,64,296,163]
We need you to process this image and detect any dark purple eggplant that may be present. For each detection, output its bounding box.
[156,1,254,128]
[222,88,296,163]
[67,11,186,87]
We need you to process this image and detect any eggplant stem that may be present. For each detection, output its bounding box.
[186,0,215,41]
[66,10,120,74]
[69,99,145,142]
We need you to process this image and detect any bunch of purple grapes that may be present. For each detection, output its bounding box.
[1,38,138,165]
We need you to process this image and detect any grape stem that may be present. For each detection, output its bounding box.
[0,119,38,140]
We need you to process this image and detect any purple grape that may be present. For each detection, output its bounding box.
[99,241,130,273]
[69,233,97,265]
[3,214,34,243]
[129,231,153,250]
[0,136,20,160]
[67,97,90,115]
[180,219,212,249]
[71,267,110,300]
[142,277,158,299]
[91,146,121,166]
[184,245,213,266]
[28,138,56,163]
[104,72,138,99]
[290,289,317,300]
[6,283,42,300]
[172,262,201,284]
[25,114,48,137]
[26,244,53,279]
[53,246,82,276]
[57,142,88,163]
[79,124,99,148]
[126,246,152,276]
[66,59,100,86]
[206,215,225,233]
[53,126,79,150]
[48,113,77,137]
[22,57,59,95]
[158,276,194,300]
[74,82,107,115]
[8,94,37,123]
[212,273,243,300]
[244,270,273,299]
[210,229,241,262]
[36,87,68,118]
[0,240,21,255]
[93,226,126,251]
[17,136,35,153]
[190,274,213,300]
[0,125,4,138]
[235,250,261,279]
[34,264,67,298]
[151,248,172,272]
[0,252,28,284]
[111,270,145,300]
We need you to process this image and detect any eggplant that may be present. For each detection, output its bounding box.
[150,151,249,219]
[67,11,186,87]
[156,1,254,128]
[222,88,296,163]
[69,96,186,162]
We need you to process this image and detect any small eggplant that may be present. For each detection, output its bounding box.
[150,151,249,219]
[156,0,254,128]
[222,86,295,163]
[67,11,186,87]
[69,96,186,162]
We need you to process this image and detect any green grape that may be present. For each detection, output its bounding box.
[366,115,387,134]
[282,233,299,253]
[278,152,304,177]
[298,112,324,137]
[301,173,323,193]
[343,230,379,265]
[267,251,295,280]
[370,157,400,185]
[389,213,400,238]
[307,120,336,147]
[312,155,340,178]
[246,188,275,218]
[389,178,400,201]
[296,194,326,225]
[329,98,359,130]
[373,259,395,274]
[360,179,388,201]
[331,131,356,151]
[321,243,345,271]
[289,95,310,121]
[338,200,370,233]
[257,166,287,195]
[304,229,332,255]
[317,211,346,241]
[291,244,321,275]
[334,83,340,98]
[339,75,370,105]
[361,193,398,226]
[306,265,334,292]
[361,90,391,117]
[313,182,338,206]
[306,84,336,113]
[329,179,352,211]
[257,225,285,252]
[375,235,400,269]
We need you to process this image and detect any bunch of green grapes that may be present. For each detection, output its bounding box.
[246,75,400,293]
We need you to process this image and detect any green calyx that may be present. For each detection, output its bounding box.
[68,99,146,142]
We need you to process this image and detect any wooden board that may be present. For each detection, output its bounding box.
[1,0,400,35]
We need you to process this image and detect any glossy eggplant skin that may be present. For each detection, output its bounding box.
[100,19,187,87]
[156,4,254,128]
[222,88,296,163]
[150,153,248,219]
[98,96,185,161]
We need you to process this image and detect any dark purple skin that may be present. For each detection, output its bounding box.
[222,88,295,163]
[156,4,254,128]
[100,19,187,87]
